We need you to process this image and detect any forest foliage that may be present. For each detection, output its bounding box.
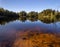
[0,8,60,23]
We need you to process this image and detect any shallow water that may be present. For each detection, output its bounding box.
[0,20,60,41]
[0,20,60,47]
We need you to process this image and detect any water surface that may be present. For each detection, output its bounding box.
[0,20,60,41]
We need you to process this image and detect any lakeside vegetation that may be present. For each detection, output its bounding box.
[0,8,60,24]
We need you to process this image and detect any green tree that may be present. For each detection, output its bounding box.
[19,11,27,17]
[56,12,60,21]
[28,11,38,21]
[38,9,57,23]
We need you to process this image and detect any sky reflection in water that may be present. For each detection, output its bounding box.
[0,20,60,41]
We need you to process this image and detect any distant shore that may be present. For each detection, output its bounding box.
[0,8,60,24]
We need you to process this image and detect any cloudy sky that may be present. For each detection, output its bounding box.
[0,0,60,12]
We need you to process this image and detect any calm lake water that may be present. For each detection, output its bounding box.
[0,20,60,41]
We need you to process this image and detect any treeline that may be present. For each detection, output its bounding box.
[0,8,60,23]
[0,8,19,21]
[38,9,60,23]
[18,9,60,23]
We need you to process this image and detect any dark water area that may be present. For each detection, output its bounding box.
[0,20,60,47]
[0,20,60,38]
